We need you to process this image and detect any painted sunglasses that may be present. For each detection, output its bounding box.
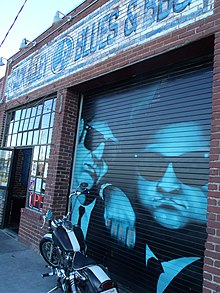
[80,124,119,161]
[136,150,209,186]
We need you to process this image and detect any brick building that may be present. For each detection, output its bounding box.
[0,0,219,292]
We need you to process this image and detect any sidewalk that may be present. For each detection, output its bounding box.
[0,229,61,293]
[0,229,134,293]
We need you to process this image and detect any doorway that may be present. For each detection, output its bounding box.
[4,147,32,233]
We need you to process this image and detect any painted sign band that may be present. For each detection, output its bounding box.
[5,0,213,101]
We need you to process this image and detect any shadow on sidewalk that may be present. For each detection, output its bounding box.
[0,229,62,293]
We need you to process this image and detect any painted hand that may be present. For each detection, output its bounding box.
[103,185,136,248]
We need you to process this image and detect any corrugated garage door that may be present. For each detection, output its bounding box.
[71,63,213,293]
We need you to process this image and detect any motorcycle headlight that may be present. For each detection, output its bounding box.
[63,220,73,231]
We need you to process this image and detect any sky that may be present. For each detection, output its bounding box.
[0,0,85,78]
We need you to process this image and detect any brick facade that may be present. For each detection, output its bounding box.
[0,0,220,291]
[0,77,6,145]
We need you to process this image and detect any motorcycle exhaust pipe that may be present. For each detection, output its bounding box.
[41,270,55,278]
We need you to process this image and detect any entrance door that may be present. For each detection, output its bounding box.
[0,147,32,233]
[0,148,14,228]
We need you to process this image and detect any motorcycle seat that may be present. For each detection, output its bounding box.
[73,251,96,269]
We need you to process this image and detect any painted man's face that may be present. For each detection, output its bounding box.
[137,122,210,229]
[73,119,118,190]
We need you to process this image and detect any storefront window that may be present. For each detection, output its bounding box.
[0,150,12,187]
[5,97,56,212]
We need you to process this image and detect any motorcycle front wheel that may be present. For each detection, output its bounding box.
[39,237,59,267]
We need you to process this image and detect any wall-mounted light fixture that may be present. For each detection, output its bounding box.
[0,57,8,67]
[52,11,72,25]
[19,38,37,50]
[0,57,12,103]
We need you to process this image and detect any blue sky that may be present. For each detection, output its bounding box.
[0,0,85,77]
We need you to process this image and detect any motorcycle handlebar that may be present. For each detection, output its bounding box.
[67,183,89,218]
[70,182,89,197]
[69,189,89,198]
[41,211,58,229]
[41,183,89,228]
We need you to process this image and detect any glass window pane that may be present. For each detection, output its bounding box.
[29,177,35,190]
[42,114,50,128]
[31,161,37,176]
[42,180,46,193]
[19,120,24,131]
[53,99,56,111]
[44,162,48,178]
[37,162,44,176]
[8,123,13,134]
[33,146,40,160]
[37,105,43,115]
[39,129,48,144]
[26,108,31,118]
[23,119,29,131]
[39,146,46,160]
[48,128,52,144]
[27,131,33,145]
[34,116,41,129]
[13,121,19,133]
[0,150,13,187]
[46,146,50,159]
[28,117,35,130]
[44,99,53,113]
[35,178,42,192]
[22,132,27,145]
[50,112,55,127]
[15,110,22,121]
[33,130,39,144]
[31,107,37,117]
[11,134,17,146]
[28,192,43,211]
[6,135,11,147]
[17,133,22,146]
[21,109,26,119]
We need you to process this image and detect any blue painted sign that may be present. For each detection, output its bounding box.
[5,0,214,101]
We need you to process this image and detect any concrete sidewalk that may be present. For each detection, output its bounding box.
[0,229,61,293]
[0,229,134,293]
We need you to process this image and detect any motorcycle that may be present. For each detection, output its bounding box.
[40,182,118,293]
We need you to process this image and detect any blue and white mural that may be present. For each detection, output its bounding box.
[70,66,212,292]
[5,0,214,100]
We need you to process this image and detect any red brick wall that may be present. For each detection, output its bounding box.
[0,77,4,100]
[0,105,6,147]
[203,30,220,293]
[0,77,6,145]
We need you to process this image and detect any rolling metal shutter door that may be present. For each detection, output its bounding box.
[71,63,212,292]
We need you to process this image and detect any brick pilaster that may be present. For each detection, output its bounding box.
[203,31,220,293]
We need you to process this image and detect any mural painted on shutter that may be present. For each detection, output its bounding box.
[71,66,212,292]
[6,0,214,101]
